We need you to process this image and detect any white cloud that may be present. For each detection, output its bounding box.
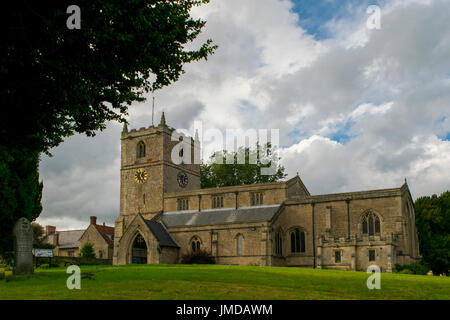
[38,0,450,229]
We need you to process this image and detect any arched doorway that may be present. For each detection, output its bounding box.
[131,233,147,264]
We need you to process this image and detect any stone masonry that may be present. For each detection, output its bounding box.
[113,114,420,272]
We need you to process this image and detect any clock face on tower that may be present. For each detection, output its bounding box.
[177,171,189,188]
[134,168,148,184]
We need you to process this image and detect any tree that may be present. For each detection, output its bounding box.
[31,223,45,248]
[200,143,287,188]
[0,149,43,254]
[80,243,96,259]
[0,0,216,254]
[2,0,216,154]
[30,222,55,249]
[414,191,450,276]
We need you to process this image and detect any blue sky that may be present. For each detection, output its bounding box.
[291,0,383,39]
[37,0,450,229]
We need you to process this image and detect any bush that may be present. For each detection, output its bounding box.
[0,253,14,267]
[399,269,414,274]
[34,243,55,249]
[181,249,215,264]
[0,267,12,281]
[395,263,429,275]
[80,243,96,259]
[51,256,110,267]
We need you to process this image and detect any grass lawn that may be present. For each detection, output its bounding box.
[0,264,449,300]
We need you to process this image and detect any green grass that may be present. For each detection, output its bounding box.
[0,264,449,300]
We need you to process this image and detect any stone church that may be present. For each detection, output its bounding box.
[113,114,420,272]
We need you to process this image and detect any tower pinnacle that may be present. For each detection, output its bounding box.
[194,129,199,141]
[159,112,166,127]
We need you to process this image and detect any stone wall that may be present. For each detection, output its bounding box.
[119,123,200,218]
[168,221,271,266]
[57,247,79,257]
[114,119,421,272]
[79,225,112,259]
[163,182,287,213]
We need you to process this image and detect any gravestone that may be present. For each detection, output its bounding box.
[13,217,34,275]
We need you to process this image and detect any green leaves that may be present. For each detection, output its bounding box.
[414,191,450,275]
[2,0,216,154]
[0,0,216,253]
[80,242,96,259]
[0,148,42,254]
[200,143,287,188]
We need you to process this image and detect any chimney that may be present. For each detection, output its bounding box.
[103,222,105,226]
[46,225,56,236]
[53,232,59,246]
[90,216,97,225]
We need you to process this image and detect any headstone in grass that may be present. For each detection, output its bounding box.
[13,217,34,275]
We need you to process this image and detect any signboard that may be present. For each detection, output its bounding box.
[33,249,54,258]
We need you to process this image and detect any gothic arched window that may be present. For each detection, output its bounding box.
[191,237,201,252]
[290,228,306,253]
[274,230,283,256]
[362,212,381,236]
[236,234,243,255]
[137,141,146,158]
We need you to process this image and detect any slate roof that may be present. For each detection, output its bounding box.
[144,219,180,248]
[51,230,84,249]
[161,205,281,227]
[94,224,115,246]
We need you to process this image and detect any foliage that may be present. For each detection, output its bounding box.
[414,191,450,276]
[399,269,414,275]
[0,266,13,282]
[1,0,215,255]
[394,263,429,275]
[0,253,14,267]
[30,221,55,249]
[80,243,96,259]
[51,256,110,267]
[181,249,216,264]
[0,148,42,254]
[2,0,216,155]
[200,143,287,188]
[32,222,45,248]
[35,243,56,250]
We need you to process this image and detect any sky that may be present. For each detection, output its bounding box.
[37,0,450,230]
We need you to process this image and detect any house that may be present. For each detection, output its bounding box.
[44,226,84,257]
[78,216,115,259]
[44,216,114,259]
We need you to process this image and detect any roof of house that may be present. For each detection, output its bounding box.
[161,205,281,227]
[94,224,115,246]
[144,219,180,248]
[46,230,85,249]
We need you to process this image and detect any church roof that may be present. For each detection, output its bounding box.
[45,230,85,249]
[144,219,180,248]
[161,205,281,227]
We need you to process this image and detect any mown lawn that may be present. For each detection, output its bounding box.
[0,264,449,300]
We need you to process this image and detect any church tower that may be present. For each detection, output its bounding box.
[113,113,200,247]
